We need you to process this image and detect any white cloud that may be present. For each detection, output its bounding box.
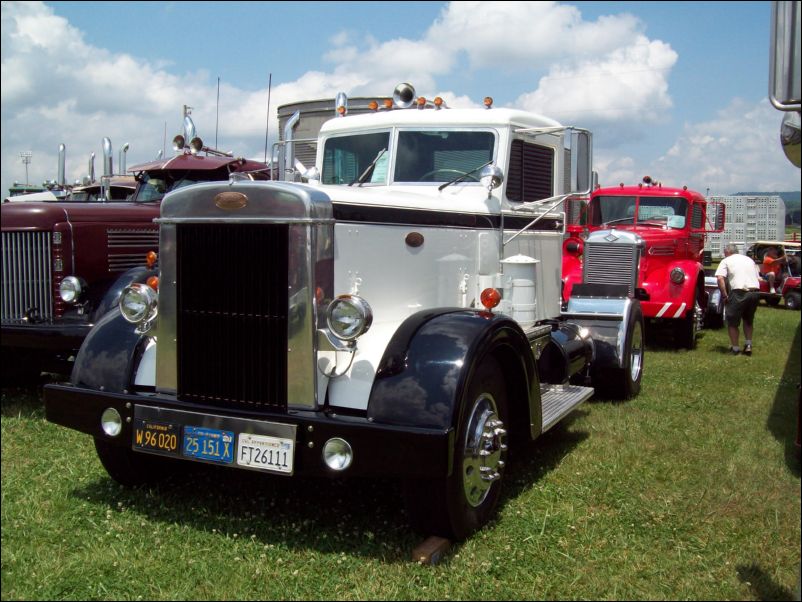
[651,98,798,194]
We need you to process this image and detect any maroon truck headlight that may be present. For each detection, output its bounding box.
[59,276,83,303]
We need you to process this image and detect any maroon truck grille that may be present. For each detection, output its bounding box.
[176,224,289,411]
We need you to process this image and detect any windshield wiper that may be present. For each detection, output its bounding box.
[349,148,387,186]
[438,160,493,191]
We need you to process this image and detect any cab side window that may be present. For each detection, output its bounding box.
[506,139,554,203]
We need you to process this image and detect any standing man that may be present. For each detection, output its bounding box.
[715,243,761,355]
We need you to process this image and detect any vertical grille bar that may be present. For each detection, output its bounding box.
[1,231,53,322]
[176,224,289,411]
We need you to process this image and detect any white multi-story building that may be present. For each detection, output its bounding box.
[705,195,786,257]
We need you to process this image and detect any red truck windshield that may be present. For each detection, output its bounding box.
[133,171,232,203]
[590,195,689,228]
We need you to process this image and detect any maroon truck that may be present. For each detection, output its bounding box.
[1,151,269,383]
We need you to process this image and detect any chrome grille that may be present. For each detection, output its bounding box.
[107,228,159,272]
[176,223,289,411]
[1,230,53,322]
[583,242,640,296]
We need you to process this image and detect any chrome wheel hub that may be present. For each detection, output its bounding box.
[630,320,643,382]
[462,393,507,507]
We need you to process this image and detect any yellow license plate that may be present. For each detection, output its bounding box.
[133,419,180,455]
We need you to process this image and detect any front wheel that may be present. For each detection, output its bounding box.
[593,302,644,400]
[785,291,801,310]
[403,356,509,540]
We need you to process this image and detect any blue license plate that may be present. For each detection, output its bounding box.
[182,426,235,464]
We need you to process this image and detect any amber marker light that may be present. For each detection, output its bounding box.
[480,288,501,310]
[483,96,493,109]
[146,251,157,269]
[368,100,378,111]
[417,96,427,108]
[337,105,347,116]
[433,96,444,109]
[146,276,159,291]
[383,98,394,109]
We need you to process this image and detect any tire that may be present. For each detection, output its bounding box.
[403,355,509,541]
[786,291,801,310]
[593,302,644,400]
[94,438,177,487]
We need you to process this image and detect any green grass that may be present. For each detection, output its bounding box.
[2,306,800,600]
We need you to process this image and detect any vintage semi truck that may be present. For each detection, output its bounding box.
[561,178,725,348]
[44,84,646,540]
[1,120,269,382]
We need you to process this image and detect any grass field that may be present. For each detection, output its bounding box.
[2,305,800,601]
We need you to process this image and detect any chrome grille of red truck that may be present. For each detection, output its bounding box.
[176,223,289,411]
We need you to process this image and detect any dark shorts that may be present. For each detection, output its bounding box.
[726,289,759,327]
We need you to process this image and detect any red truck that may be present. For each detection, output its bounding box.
[562,177,724,348]
[1,137,269,383]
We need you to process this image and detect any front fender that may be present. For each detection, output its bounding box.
[367,309,539,435]
[71,308,147,393]
[642,260,704,313]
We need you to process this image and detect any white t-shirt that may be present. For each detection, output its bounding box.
[715,253,761,291]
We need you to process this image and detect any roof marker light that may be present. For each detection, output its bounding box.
[146,251,157,269]
[434,96,444,109]
[368,100,378,111]
[483,96,493,109]
[417,96,427,108]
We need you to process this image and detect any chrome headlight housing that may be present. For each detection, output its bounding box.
[670,267,686,284]
[326,295,372,341]
[119,283,158,325]
[59,276,83,303]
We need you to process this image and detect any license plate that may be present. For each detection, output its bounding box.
[183,426,235,464]
[133,419,180,456]
[237,433,294,474]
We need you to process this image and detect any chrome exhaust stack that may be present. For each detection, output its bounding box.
[57,144,66,187]
[119,142,129,175]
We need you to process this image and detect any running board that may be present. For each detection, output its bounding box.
[540,384,595,432]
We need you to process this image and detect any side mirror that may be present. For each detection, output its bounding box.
[770,1,801,112]
[569,130,592,195]
[480,164,503,190]
[780,110,801,167]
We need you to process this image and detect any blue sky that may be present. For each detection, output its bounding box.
[1,1,798,198]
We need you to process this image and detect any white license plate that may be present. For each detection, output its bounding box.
[236,433,294,474]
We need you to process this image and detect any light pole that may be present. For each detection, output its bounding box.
[19,151,32,185]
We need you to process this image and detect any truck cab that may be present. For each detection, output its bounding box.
[562,178,725,348]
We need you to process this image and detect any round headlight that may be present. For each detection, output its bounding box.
[326,295,372,341]
[119,283,158,324]
[670,267,686,284]
[323,438,353,471]
[59,276,83,303]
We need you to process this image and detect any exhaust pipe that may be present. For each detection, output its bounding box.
[57,144,66,187]
[102,137,113,176]
[281,110,300,181]
[119,142,129,174]
[88,152,96,183]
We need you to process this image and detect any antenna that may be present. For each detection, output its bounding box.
[264,72,272,164]
[215,76,220,150]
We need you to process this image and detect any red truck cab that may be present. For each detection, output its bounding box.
[562,178,724,348]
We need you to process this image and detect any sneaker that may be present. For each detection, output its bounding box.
[770,287,777,294]
[743,343,752,356]
[730,347,740,355]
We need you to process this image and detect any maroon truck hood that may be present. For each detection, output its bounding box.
[1,201,160,230]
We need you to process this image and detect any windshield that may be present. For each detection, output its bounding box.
[395,130,494,183]
[590,195,689,228]
[321,129,496,185]
[322,132,390,185]
[132,170,231,203]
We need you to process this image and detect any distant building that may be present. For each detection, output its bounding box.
[705,194,786,256]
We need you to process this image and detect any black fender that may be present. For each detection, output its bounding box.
[90,266,157,323]
[367,309,541,442]
[71,307,148,393]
